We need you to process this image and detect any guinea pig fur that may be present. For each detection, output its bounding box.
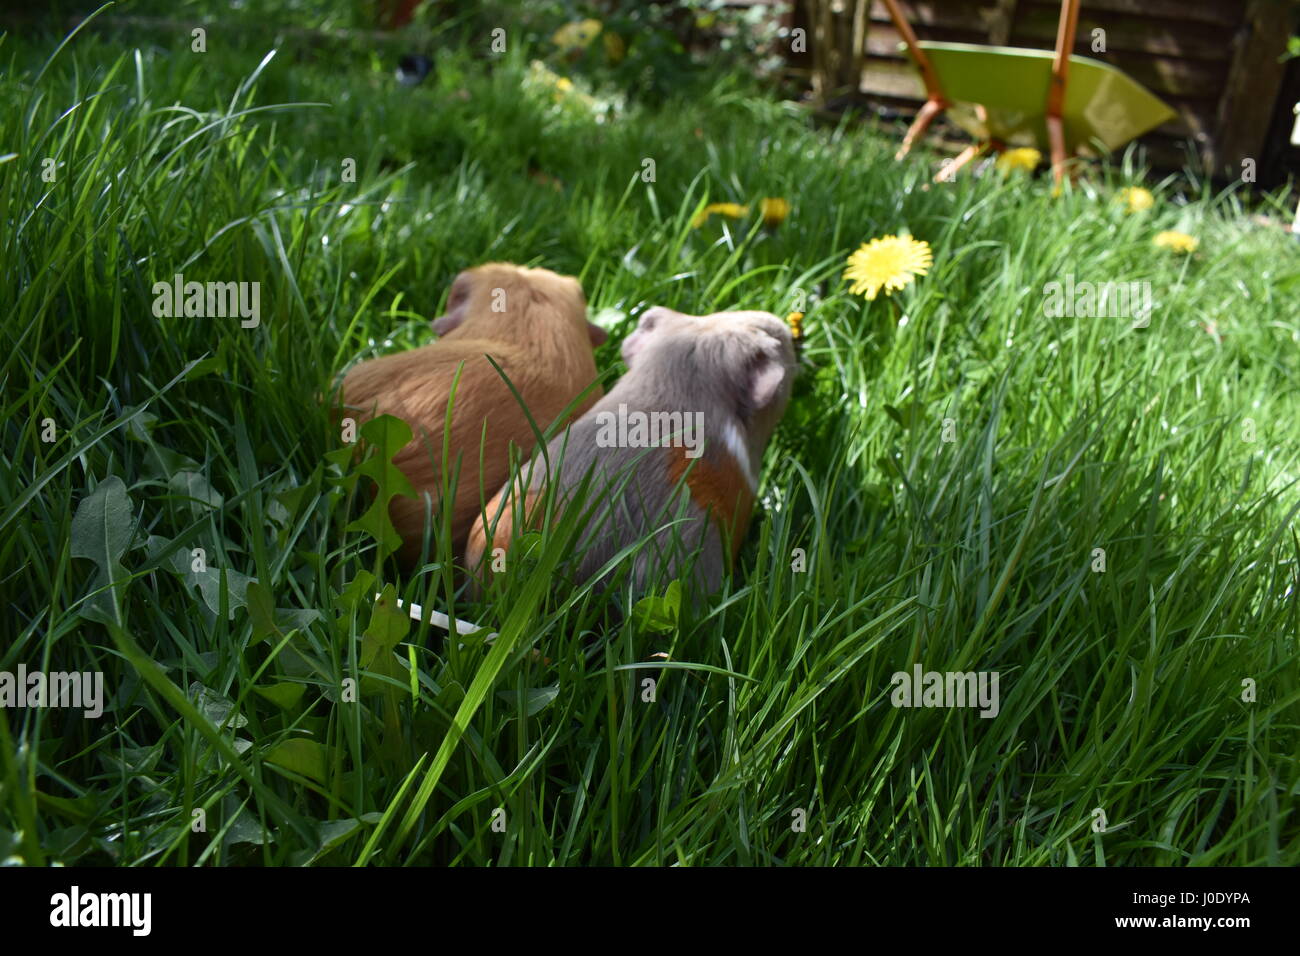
[466,306,796,595]
[339,262,607,563]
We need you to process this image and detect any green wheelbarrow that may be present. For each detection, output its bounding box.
[883,0,1176,184]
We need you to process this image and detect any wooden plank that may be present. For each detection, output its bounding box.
[1012,8,1231,61]
[1079,52,1225,97]
[859,60,929,99]
[868,1,992,32]
[872,0,1238,31]
[1021,0,1240,27]
[870,1,1237,59]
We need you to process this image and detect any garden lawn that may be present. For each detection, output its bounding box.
[2,13,1298,866]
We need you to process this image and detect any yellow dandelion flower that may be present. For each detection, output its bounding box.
[787,311,804,340]
[995,147,1042,173]
[691,202,749,228]
[1153,230,1198,253]
[843,235,933,300]
[760,198,790,228]
[1118,186,1155,213]
[552,19,602,52]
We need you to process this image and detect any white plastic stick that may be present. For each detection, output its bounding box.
[375,592,497,641]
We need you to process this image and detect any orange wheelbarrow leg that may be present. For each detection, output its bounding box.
[1046,114,1067,184]
[897,97,947,160]
[1047,0,1081,186]
[882,0,951,160]
[935,142,987,183]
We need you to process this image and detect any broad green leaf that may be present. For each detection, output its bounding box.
[345,414,417,558]
[323,445,357,473]
[244,585,321,646]
[245,580,278,641]
[168,470,223,512]
[123,406,199,476]
[276,608,322,633]
[347,497,405,557]
[334,570,376,613]
[183,355,224,380]
[264,738,328,785]
[147,537,255,618]
[124,408,158,441]
[631,579,682,633]
[222,799,269,848]
[69,476,134,625]
[254,681,306,711]
[145,533,250,621]
[316,818,364,853]
[188,683,248,730]
[191,566,255,618]
[360,584,409,670]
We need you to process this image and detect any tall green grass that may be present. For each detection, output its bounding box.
[1,11,1298,865]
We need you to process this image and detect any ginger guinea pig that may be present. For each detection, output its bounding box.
[339,263,606,562]
[466,306,796,595]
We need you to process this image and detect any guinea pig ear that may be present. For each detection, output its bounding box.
[431,272,473,336]
[431,305,467,336]
[747,334,790,411]
[587,320,609,346]
[621,306,670,366]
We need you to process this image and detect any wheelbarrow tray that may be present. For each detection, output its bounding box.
[916,41,1177,153]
